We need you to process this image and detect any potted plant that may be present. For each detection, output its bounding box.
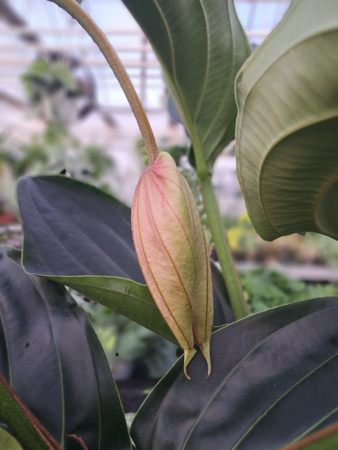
[1,0,337,448]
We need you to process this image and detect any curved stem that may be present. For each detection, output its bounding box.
[48,0,159,164]
[199,175,249,320]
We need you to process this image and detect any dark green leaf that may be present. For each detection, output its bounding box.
[45,264,233,346]
[122,0,250,170]
[17,176,233,339]
[47,275,178,345]
[0,246,131,450]
[131,297,338,449]
[17,175,144,282]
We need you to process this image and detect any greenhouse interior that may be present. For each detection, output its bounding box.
[1,1,337,448]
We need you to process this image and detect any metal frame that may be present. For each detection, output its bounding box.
[0,1,289,112]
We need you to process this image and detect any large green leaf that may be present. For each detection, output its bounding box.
[131,297,338,449]
[0,246,131,450]
[122,0,250,170]
[17,175,144,282]
[236,0,338,241]
[47,275,178,345]
[17,176,233,340]
[42,262,232,346]
[17,175,177,342]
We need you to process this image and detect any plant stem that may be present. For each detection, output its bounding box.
[47,0,159,164]
[199,175,249,320]
[189,125,249,320]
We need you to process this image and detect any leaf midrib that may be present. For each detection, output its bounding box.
[180,308,338,448]
[232,352,338,449]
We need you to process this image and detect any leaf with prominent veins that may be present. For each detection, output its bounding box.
[236,0,338,241]
[122,0,251,170]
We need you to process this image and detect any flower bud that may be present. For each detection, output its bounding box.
[131,151,213,379]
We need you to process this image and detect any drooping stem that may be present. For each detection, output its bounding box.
[47,0,159,164]
[199,173,249,321]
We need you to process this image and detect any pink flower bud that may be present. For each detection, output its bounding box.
[132,151,213,379]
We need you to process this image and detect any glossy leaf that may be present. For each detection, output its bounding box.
[17,270,229,347]
[131,297,338,449]
[17,175,144,282]
[46,275,178,345]
[122,0,251,170]
[0,246,131,450]
[236,0,338,241]
[17,176,233,340]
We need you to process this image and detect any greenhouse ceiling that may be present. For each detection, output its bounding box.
[0,0,290,110]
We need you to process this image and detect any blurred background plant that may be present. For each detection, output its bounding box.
[241,267,338,314]
[226,212,338,267]
[0,53,116,220]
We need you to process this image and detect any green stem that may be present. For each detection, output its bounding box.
[199,175,249,320]
[189,126,248,320]
[47,0,159,164]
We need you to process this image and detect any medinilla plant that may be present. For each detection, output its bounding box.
[0,0,337,449]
